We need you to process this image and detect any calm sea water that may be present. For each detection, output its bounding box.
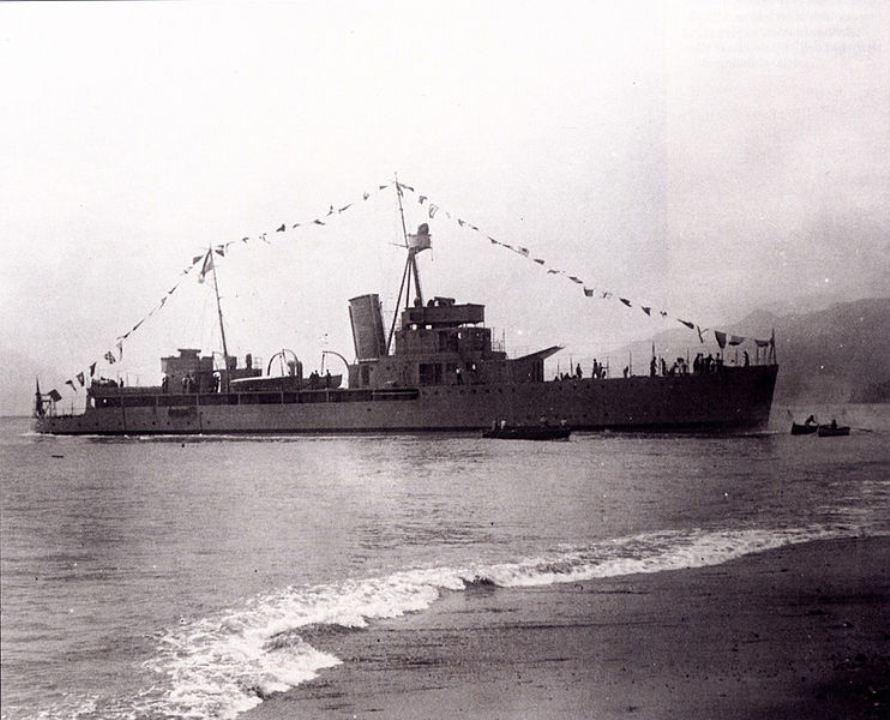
[2,407,888,720]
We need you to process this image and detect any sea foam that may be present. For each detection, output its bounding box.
[139,523,850,720]
[5,524,857,720]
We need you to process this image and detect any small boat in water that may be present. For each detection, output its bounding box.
[817,423,850,437]
[791,422,818,435]
[791,414,819,435]
[482,424,572,441]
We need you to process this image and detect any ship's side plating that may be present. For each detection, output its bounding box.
[34,365,777,434]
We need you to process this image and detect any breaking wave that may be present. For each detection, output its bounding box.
[10,524,859,720]
[141,524,850,719]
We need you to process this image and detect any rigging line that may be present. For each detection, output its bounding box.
[81,182,392,375]
[397,184,729,335]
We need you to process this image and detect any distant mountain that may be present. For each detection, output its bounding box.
[615,297,890,403]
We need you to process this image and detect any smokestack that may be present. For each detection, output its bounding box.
[348,294,387,361]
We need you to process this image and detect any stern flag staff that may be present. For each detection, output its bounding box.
[35,378,44,417]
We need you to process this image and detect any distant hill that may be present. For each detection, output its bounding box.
[615,297,890,404]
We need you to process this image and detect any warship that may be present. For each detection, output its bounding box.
[33,220,778,435]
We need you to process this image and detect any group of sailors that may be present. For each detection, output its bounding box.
[160,372,220,394]
[553,346,756,383]
[650,356,690,377]
[646,350,751,378]
[554,360,609,382]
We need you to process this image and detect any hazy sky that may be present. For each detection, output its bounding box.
[1,1,888,408]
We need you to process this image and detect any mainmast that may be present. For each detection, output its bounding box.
[209,246,231,391]
[386,173,426,354]
[395,172,423,307]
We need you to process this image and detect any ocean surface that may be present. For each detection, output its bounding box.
[1,406,888,720]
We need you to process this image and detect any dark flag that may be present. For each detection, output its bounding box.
[198,250,213,283]
[313,219,325,225]
[714,330,727,349]
[89,362,97,378]
[601,291,613,299]
[429,204,439,218]
[755,338,770,347]
[641,306,651,316]
[620,298,632,307]
[277,224,286,232]
[214,246,226,257]
[534,258,545,265]
[519,248,530,257]
[338,204,352,213]
[65,379,77,392]
[48,389,62,402]
[379,184,388,190]
[327,205,334,216]
[401,183,415,192]
[363,192,371,200]
[583,288,595,297]
[292,223,300,229]
[117,340,124,360]
[678,319,695,330]
[728,335,745,346]
[192,254,204,265]
[168,285,177,295]
[242,236,250,243]
[457,219,465,227]
[76,372,85,387]
[105,351,117,364]
[696,325,707,343]
[489,237,499,245]
[547,269,560,274]
[659,311,668,318]
[418,195,427,205]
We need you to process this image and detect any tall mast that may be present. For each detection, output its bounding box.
[394,172,423,307]
[209,246,231,391]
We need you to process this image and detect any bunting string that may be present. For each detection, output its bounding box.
[48,178,773,399]
[394,178,774,353]
[50,182,393,398]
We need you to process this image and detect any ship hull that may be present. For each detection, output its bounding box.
[34,366,777,435]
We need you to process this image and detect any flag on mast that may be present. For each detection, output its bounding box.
[198,250,214,283]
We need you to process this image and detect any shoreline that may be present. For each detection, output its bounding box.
[245,535,889,719]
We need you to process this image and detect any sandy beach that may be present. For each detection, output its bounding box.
[245,536,889,719]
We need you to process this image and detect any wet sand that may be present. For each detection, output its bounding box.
[246,536,889,719]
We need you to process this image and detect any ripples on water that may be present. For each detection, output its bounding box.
[1,407,888,719]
